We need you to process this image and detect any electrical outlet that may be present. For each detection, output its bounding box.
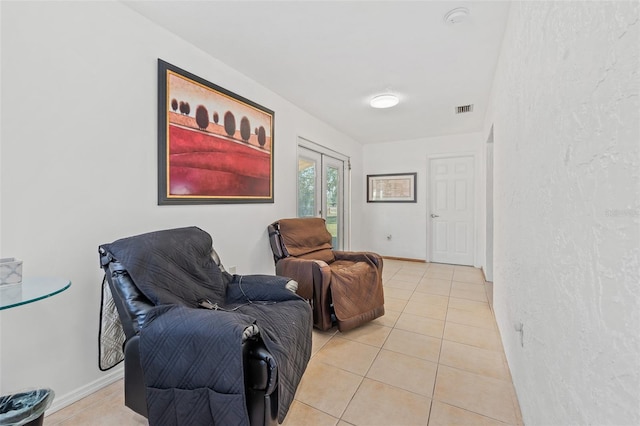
[514,322,524,347]
[228,266,237,274]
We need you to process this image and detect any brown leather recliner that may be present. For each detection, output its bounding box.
[268,217,384,331]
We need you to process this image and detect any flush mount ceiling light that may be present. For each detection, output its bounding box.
[444,7,470,25]
[370,94,399,109]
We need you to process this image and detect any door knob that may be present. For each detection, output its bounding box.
[431,214,439,218]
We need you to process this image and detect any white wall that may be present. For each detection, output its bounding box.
[362,133,484,264]
[486,1,640,424]
[0,0,3,387]
[0,1,364,410]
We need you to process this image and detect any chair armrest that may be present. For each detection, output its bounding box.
[104,261,154,338]
[333,251,383,270]
[244,338,278,396]
[230,274,293,289]
[140,305,275,394]
[125,330,278,421]
[123,336,147,417]
[226,274,304,303]
[275,257,330,300]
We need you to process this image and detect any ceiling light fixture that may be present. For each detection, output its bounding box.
[370,94,399,109]
[444,7,470,25]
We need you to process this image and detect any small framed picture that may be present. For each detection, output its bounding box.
[367,172,417,203]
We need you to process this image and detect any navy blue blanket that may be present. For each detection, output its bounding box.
[100,227,312,425]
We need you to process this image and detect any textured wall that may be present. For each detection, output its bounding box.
[487,1,639,424]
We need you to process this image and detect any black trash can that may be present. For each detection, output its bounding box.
[0,389,54,426]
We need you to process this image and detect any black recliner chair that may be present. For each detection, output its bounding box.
[99,227,311,426]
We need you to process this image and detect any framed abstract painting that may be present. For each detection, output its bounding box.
[158,59,274,204]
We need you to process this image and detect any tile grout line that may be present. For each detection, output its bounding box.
[435,266,522,425]
[425,271,452,426]
[400,263,436,426]
[337,263,425,424]
[334,263,400,424]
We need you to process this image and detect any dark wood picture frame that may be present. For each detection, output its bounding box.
[367,172,417,203]
[158,59,274,205]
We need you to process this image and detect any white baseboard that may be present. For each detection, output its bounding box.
[46,365,124,415]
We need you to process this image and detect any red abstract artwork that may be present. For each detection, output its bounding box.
[158,60,274,204]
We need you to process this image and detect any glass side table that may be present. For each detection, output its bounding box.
[0,277,71,310]
[0,277,70,425]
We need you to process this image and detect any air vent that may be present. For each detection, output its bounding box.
[455,104,474,114]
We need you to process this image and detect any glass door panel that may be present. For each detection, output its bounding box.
[297,148,321,217]
[297,146,344,249]
[324,159,343,249]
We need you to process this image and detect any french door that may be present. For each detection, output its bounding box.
[297,145,345,249]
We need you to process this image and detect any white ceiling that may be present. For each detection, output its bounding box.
[123,1,511,144]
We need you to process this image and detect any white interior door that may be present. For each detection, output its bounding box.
[429,156,475,265]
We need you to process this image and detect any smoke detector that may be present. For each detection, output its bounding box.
[444,7,470,25]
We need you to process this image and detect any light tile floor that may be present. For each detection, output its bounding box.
[45,259,523,426]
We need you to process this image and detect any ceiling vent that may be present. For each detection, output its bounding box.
[455,104,474,114]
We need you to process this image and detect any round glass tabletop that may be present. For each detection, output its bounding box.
[0,277,71,310]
